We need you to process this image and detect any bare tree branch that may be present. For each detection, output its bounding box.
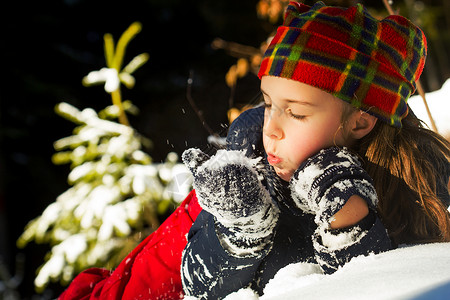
[382,0,438,132]
[186,71,217,136]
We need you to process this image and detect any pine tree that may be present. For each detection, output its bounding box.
[17,22,192,292]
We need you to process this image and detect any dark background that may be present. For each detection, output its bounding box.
[1,0,448,297]
[1,0,267,297]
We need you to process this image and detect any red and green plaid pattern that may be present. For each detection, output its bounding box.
[258,1,427,127]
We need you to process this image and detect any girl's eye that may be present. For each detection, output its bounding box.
[287,109,306,120]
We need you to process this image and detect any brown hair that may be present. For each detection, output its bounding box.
[353,112,450,246]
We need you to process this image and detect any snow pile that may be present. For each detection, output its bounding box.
[259,262,323,298]
[225,242,450,300]
[408,78,450,138]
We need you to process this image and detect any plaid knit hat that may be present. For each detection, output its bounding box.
[258,1,427,127]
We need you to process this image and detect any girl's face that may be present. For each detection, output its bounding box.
[262,76,347,181]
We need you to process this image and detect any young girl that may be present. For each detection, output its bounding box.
[180,1,450,298]
[59,1,449,299]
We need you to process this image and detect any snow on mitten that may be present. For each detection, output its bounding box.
[290,147,381,273]
[289,147,377,227]
[182,148,279,256]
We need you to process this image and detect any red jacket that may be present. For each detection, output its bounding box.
[59,190,202,300]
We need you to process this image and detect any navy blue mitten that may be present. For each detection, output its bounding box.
[289,147,377,227]
[182,148,279,256]
[289,147,388,273]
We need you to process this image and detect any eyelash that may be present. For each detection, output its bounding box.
[264,100,306,121]
[287,109,306,120]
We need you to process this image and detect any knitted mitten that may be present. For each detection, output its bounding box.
[289,147,377,227]
[182,148,279,256]
[289,147,381,272]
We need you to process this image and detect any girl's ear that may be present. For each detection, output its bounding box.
[349,111,378,140]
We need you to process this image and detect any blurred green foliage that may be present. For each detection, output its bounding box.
[16,23,192,292]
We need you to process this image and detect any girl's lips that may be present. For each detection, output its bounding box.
[267,153,282,165]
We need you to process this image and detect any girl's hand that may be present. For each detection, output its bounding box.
[182,148,279,255]
[289,147,377,228]
[182,148,273,221]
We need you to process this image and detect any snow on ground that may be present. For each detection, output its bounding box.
[408,78,450,139]
[261,242,450,300]
[223,242,450,300]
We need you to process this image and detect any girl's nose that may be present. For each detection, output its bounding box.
[263,112,283,140]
